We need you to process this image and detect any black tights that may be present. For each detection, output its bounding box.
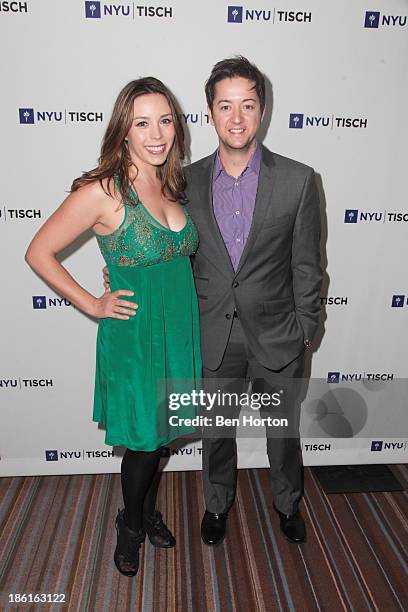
[121,447,162,531]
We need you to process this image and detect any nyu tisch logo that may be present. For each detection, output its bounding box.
[344,209,358,223]
[84,2,173,19]
[32,295,72,309]
[45,450,59,461]
[391,295,405,308]
[19,108,34,124]
[289,114,367,130]
[363,10,406,28]
[289,113,304,129]
[328,371,393,383]
[364,11,380,28]
[32,296,46,309]
[85,1,101,18]
[228,6,243,22]
[18,107,103,125]
[227,7,311,23]
[327,372,340,383]
[344,209,388,223]
[371,440,407,451]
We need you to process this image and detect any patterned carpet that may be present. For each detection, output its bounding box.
[1,465,407,612]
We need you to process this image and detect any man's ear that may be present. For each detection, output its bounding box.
[207,106,215,126]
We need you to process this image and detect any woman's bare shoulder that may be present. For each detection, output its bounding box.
[75,178,117,202]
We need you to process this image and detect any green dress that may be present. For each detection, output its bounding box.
[93,188,201,451]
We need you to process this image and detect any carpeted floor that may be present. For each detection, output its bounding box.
[1,465,407,612]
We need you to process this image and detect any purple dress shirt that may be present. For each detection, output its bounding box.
[212,144,261,270]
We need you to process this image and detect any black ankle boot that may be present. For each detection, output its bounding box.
[114,509,145,577]
[143,510,176,548]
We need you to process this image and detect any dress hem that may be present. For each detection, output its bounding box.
[93,420,198,452]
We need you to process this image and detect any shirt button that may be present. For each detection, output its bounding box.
[236,238,241,242]
[235,182,239,186]
[233,281,239,288]
[225,313,232,320]
[235,210,240,215]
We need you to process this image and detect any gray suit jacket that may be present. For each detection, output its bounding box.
[184,144,322,371]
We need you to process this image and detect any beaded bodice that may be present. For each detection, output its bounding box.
[95,192,198,268]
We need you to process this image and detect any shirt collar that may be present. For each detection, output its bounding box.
[213,142,261,181]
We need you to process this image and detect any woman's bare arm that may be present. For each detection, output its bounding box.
[25,182,137,319]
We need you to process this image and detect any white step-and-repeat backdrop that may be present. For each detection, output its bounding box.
[1,1,407,476]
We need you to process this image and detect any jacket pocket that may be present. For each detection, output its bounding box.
[261,214,290,230]
[263,296,295,315]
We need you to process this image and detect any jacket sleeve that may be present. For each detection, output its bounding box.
[291,168,322,341]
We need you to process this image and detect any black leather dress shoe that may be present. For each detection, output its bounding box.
[201,511,227,546]
[273,503,306,543]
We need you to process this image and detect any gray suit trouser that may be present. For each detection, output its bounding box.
[202,316,304,516]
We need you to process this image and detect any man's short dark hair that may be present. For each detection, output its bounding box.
[205,56,266,113]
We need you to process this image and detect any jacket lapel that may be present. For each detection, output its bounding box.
[235,146,276,275]
[196,152,235,277]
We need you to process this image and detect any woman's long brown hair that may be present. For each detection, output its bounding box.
[71,77,186,203]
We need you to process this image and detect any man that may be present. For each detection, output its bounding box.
[183,56,322,545]
[104,56,322,545]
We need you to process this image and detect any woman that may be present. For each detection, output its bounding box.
[25,78,201,577]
